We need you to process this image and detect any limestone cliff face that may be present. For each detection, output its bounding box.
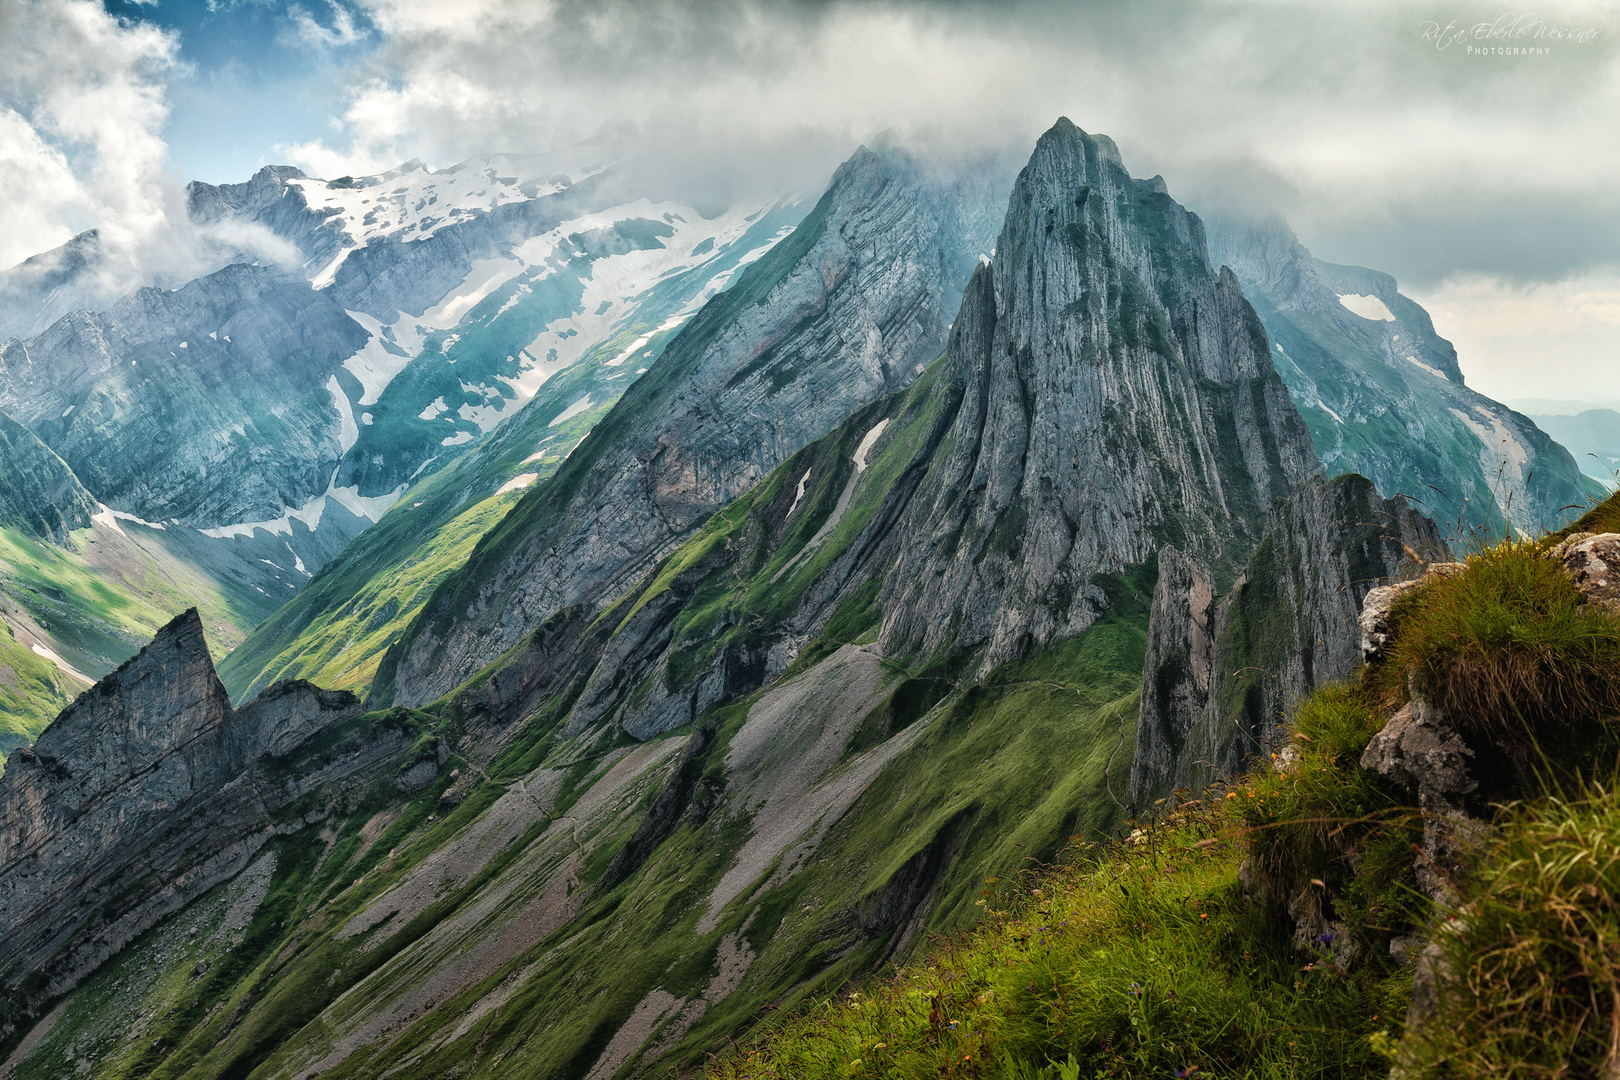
[186,165,350,280]
[0,609,361,1003]
[0,264,369,528]
[378,147,1007,707]
[0,410,95,544]
[1130,473,1445,804]
[1206,216,1601,535]
[878,120,1318,671]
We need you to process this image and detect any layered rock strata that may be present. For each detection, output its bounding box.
[0,610,363,1005]
[379,147,1008,707]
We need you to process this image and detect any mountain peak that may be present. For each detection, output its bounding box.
[876,125,1317,670]
[0,609,359,1006]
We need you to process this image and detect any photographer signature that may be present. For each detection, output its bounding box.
[1420,13,1602,49]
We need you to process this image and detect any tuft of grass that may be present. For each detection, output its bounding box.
[711,798,1407,1080]
[1239,682,1425,963]
[1376,541,1620,769]
[1551,487,1620,541]
[1399,789,1620,1077]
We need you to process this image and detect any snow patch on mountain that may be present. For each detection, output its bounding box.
[293,156,590,287]
[199,476,405,540]
[511,201,789,388]
[1337,293,1396,321]
[201,492,330,539]
[549,394,595,427]
[327,375,359,452]
[342,310,424,405]
[323,194,795,453]
[420,258,525,329]
[495,473,538,494]
[1405,354,1450,380]
[605,313,688,367]
[327,480,405,520]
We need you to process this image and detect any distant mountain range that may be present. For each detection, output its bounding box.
[1207,218,1604,534]
[1514,405,1620,488]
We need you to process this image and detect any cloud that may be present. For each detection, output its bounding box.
[0,0,178,270]
[269,0,1618,405]
[0,103,94,266]
[0,0,309,309]
[5,0,1618,407]
[1411,272,1620,403]
[286,2,366,49]
[272,0,1618,291]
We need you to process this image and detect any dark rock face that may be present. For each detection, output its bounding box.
[378,147,1008,707]
[878,120,1317,671]
[0,409,96,544]
[0,264,369,528]
[1130,473,1444,804]
[1360,692,1484,907]
[0,610,360,1003]
[1207,216,1601,536]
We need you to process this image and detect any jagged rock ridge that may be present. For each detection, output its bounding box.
[876,122,1318,671]
[402,119,1325,747]
[377,145,1011,707]
[1130,473,1444,805]
[0,609,363,1007]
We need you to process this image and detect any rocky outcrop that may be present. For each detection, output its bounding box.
[1131,473,1444,804]
[0,264,369,528]
[376,146,1008,707]
[0,609,362,1008]
[1207,216,1601,536]
[878,121,1318,673]
[1552,531,1620,612]
[1356,533,1620,914]
[0,410,95,544]
[1360,690,1486,908]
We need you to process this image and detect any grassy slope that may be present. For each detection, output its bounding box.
[714,495,1620,1080]
[712,800,1404,1080]
[0,518,272,745]
[4,611,1146,1080]
[0,618,78,760]
[217,391,614,702]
